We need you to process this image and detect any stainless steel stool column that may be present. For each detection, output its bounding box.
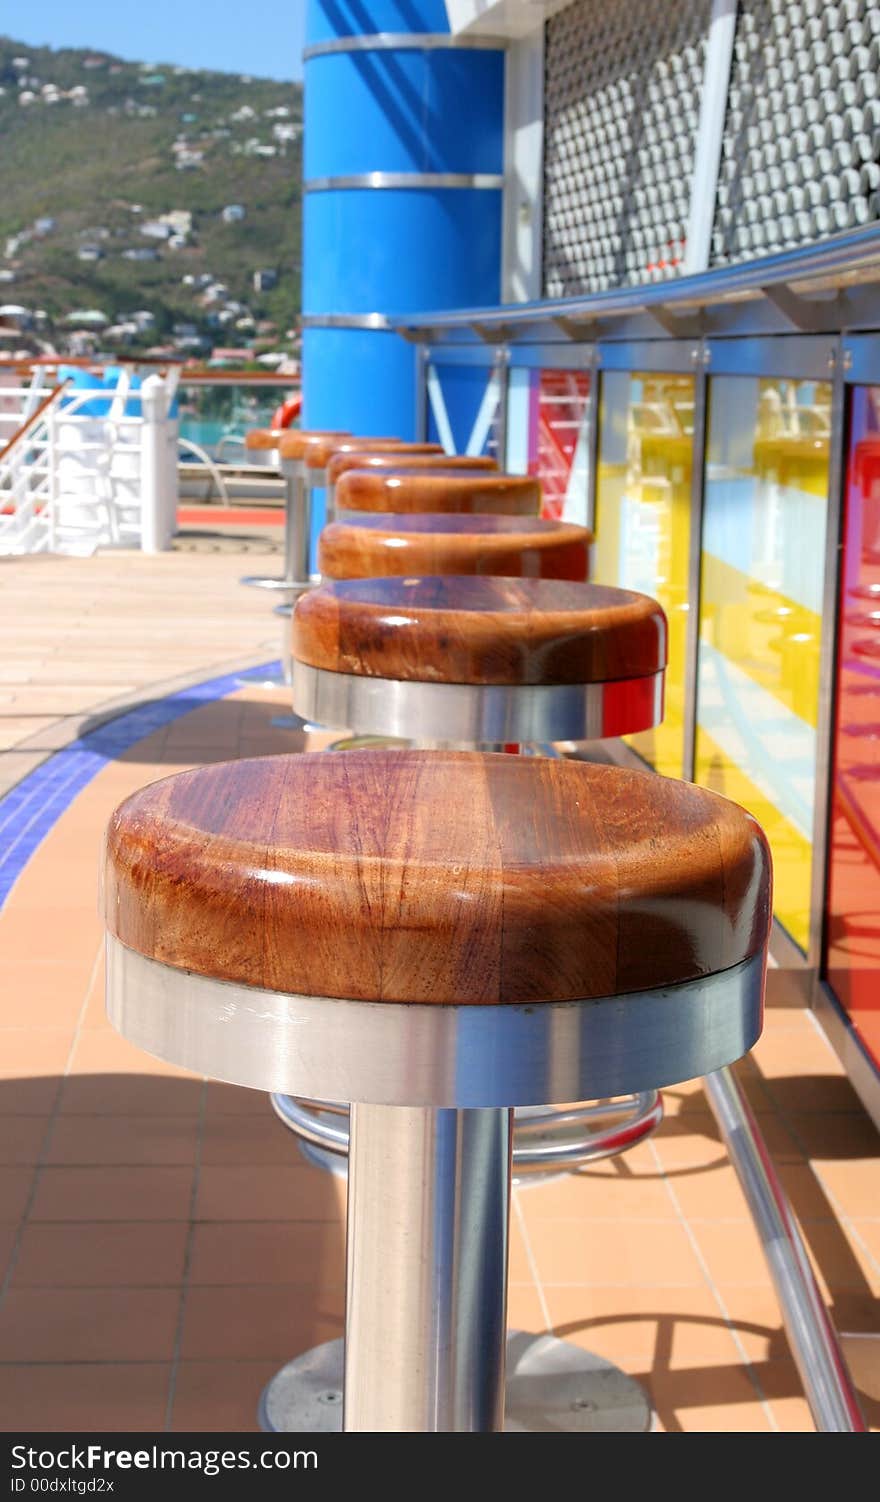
[240,428,350,594]
[345,1103,511,1432]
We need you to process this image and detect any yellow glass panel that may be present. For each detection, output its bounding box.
[592,371,694,777]
[694,376,831,952]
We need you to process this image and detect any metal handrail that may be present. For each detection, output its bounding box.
[0,382,67,465]
[703,1067,866,1432]
[177,435,230,503]
[389,222,880,339]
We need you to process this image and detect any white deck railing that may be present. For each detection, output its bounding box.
[0,367,180,556]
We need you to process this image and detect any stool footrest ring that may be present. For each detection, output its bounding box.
[269,1091,664,1171]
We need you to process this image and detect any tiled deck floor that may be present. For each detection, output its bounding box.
[0,550,878,1433]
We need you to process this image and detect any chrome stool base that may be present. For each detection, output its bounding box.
[259,1334,652,1434]
[240,574,304,592]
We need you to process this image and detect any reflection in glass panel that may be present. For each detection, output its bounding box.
[506,368,591,522]
[592,370,694,776]
[826,386,880,1071]
[695,376,831,952]
[427,361,502,460]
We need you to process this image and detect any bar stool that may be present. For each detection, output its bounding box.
[285,506,567,732]
[104,748,771,1432]
[240,429,350,595]
[292,575,666,743]
[266,437,449,704]
[326,448,498,517]
[279,567,668,1187]
[336,466,541,518]
[305,437,444,530]
[319,512,592,582]
[244,427,283,467]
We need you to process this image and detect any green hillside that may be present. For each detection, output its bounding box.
[0,36,302,355]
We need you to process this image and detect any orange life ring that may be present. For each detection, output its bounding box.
[271,393,303,429]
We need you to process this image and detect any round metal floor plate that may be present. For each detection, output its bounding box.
[259,1333,651,1433]
[239,574,299,591]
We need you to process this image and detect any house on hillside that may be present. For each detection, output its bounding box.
[210,348,253,366]
[253,270,278,292]
[140,222,172,241]
[0,304,34,329]
[160,211,193,238]
[65,309,108,329]
[105,322,140,342]
[221,205,245,225]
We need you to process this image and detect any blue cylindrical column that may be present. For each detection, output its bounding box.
[302,2,504,440]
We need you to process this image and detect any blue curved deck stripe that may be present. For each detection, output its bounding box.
[0,660,278,911]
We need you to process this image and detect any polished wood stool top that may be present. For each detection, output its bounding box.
[306,437,442,471]
[326,451,497,486]
[319,512,592,581]
[336,468,541,516]
[293,576,665,685]
[245,428,285,451]
[278,429,351,461]
[104,750,770,1006]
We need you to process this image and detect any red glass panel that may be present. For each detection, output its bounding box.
[527,369,591,520]
[826,386,880,1070]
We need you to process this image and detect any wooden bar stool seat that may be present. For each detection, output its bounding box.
[303,438,446,530]
[276,429,352,462]
[307,436,442,469]
[104,749,770,1432]
[326,450,497,487]
[244,427,284,465]
[336,467,541,516]
[292,576,666,742]
[319,512,592,581]
[303,436,444,490]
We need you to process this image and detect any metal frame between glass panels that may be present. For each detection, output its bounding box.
[416,324,879,1122]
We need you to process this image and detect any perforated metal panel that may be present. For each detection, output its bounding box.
[542,0,711,297]
[712,0,880,264]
